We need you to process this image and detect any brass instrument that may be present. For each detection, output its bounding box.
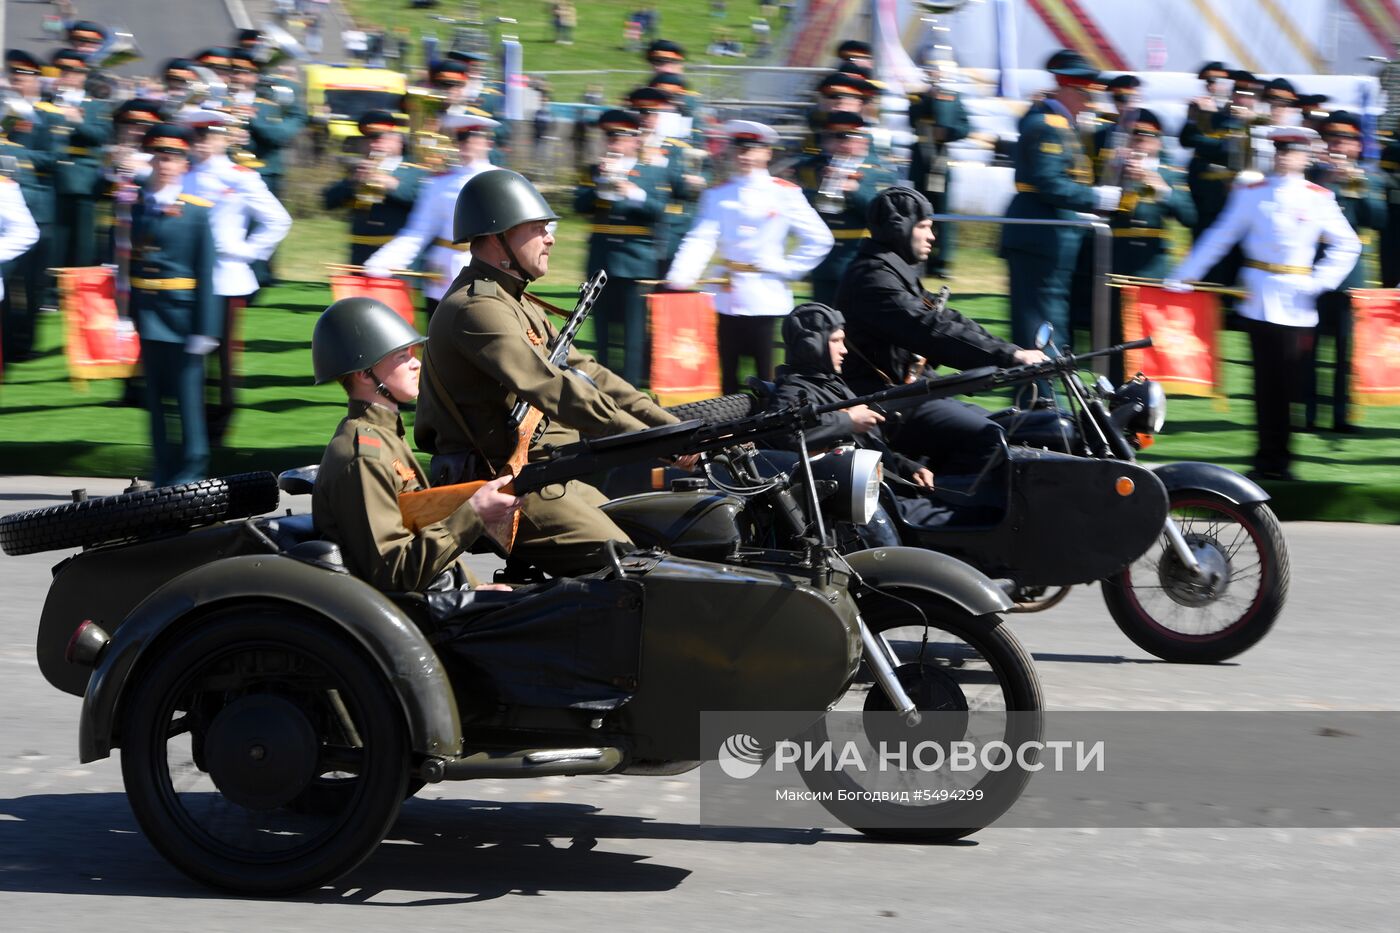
[93,29,143,70]
[816,155,861,213]
[404,85,454,171]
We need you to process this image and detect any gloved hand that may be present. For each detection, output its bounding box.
[1162,278,1194,294]
[1092,185,1123,211]
[184,334,219,356]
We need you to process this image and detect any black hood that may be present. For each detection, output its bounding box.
[781,302,846,375]
[867,185,934,265]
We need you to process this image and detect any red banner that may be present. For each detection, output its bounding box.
[56,266,140,381]
[1120,285,1221,397]
[329,275,418,328]
[647,290,720,406]
[1348,289,1400,406]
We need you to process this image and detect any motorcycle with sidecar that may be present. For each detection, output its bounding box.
[0,388,1041,896]
[611,334,1288,664]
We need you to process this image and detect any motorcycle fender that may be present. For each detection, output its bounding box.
[1149,461,1270,505]
[841,546,1014,616]
[78,555,461,764]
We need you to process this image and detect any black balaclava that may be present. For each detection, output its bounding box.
[866,185,934,266]
[781,302,846,375]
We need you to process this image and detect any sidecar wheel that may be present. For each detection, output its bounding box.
[801,597,1042,842]
[1102,495,1289,663]
[120,607,409,895]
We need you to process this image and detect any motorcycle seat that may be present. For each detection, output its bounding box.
[260,513,347,573]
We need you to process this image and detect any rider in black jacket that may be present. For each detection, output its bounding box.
[835,186,1046,472]
[770,302,935,489]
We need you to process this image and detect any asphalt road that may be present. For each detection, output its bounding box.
[1,475,1396,931]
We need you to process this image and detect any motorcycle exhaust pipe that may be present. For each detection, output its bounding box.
[419,747,625,782]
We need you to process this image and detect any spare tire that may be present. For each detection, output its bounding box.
[0,472,281,557]
[666,393,760,425]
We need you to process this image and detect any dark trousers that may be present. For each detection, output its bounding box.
[1246,318,1313,475]
[1381,226,1400,288]
[1006,247,1071,405]
[141,338,210,487]
[349,242,378,267]
[884,395,1006,475]
[55,196,97,268]
[424,296,439,320]
[811,276,840,308]
[592,276,649,386]
[922,183,955,274]
[207,296,248,448]
[717,314,776,395]
[1304,290,1354,430]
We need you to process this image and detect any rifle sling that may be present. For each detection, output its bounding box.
[422,346,499,476]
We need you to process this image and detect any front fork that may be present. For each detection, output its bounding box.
[858,614,922,727]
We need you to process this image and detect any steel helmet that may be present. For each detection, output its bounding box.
[453,168,559,244]
[312,296,426,384]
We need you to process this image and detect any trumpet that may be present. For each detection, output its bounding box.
[816,155,861,214]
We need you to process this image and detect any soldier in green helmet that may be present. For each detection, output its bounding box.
[417,168,688,577]
[311,295,518,593]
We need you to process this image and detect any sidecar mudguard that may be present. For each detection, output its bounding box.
[841,546,1014,616]
[78,555,461,764]
[1149,461,1270,505]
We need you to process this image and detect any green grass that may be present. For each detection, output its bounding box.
[4,269,1399,522]
[341,0,794,103]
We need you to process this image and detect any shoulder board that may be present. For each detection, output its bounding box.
[354,430,384,457]
[773,177,799,189]
[471,279,499,298]
[0,140,18,148]
[665,137,690,148]
[255,97,275,105]
[178,193,214,208]
[1044,114,1070,130]
[35,102,63,114]
[906,93,921,103]
[1245,180,1268,189]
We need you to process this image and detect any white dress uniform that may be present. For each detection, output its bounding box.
[1172,173,1360,328]
[183,153,292,298]
[665,169,834,316]
[0,176,39,303]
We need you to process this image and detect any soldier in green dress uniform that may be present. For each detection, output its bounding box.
[791,111,894,306]
[129,124,220,486]
[629,85,707,269]
[48,49,111,270]
[1304,111,1385,432]
[574,109,671,385]
[1378,134,1400,287]
[0,51,58,360]
[225,49,306,200]
[646,40,699,118]
[1000,49,1121,377]
[907,57,971,279]
[323,111,428,266]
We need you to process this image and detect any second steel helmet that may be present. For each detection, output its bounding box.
[452,168,559,244]
[312,297,426,385]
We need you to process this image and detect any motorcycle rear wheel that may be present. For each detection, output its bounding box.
[801,594,1042,842]
[1102,494,1289,663]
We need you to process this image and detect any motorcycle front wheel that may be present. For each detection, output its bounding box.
[801,593,1042,842]
[1102,493,1289,663]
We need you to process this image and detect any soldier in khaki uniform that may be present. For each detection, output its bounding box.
[416,169,686,576]
[310,295,517,593]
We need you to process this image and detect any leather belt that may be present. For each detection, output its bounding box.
[1014,182,1039,193]
[131,276,197,291]
[830,228,870,240]
[349,233,395,245]
[1244,259,1311,275]
[722,259,762,273]
[590,224,652,235]
[1112,227,1169,238]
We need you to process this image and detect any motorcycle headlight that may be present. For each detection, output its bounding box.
[1114,376,1168,435]
[808,446,883,526]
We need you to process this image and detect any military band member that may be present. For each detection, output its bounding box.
[792,111,893,306]
[1,51,57,360]
[323,111,427,265]
[129,124,221,486]
[666,120,834,393]
[1167,125,1360,481]
[1187,70,1264,240]
[834,40,874,69]
[446,50,511,161]
[181,109,292,446]
[1180,62,1232,152]
[418,169,686,576]
[364,112,501,318]
[160,58,201,103]
[574,109,669,385]
[1302,111,1384,433]
[48,48,111,269]
[310,296,518,593]
[67,21,107,57]
[907,57,971,279]
[806,72,875,153]
[999,50,1120,374]
[103,99,163,285]
[629,85,707,268]
[1379,134,1400,287]
[645,40,697,117]
[226,49,306,200]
